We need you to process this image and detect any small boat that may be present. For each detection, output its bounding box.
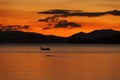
[40,47,51,50]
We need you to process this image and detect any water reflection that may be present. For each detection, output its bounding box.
[0,53,120,80]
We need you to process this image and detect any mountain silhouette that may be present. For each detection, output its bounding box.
[67,29,120,43]
[0,29,120,43]
[70,29,119,39]
[0,31,65,43]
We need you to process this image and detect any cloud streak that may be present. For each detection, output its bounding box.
[38,9,82,15]
[38,15,59,22]
[54,20,81,28]
[38,9,120,30]
[38,9,120,17]
[41,20,81,30]
[0,25,30,31]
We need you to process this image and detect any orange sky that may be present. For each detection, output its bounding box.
[0,0,120,37]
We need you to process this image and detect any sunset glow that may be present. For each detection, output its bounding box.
[0,0,120,37]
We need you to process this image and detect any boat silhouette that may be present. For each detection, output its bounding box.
[40,47,51,50]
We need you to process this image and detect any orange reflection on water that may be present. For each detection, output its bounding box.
[0,53,120,80]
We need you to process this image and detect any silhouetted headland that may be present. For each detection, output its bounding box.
[67,29,120,44]
[0,29,120,44]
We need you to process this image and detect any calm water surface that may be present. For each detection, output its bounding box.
[0,44,120,80]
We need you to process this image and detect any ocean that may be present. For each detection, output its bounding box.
[0,44,120,80]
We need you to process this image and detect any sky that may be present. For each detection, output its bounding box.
[0,0,120,37]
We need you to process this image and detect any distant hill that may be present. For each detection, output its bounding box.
[0,31,65,43]
[0,29,120,43]
[67,29,120,43]
[70,29,119,39]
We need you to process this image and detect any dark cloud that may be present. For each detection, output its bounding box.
[0,25,30,31]
[38,15,59,22]
[41,20,81,30]
[38,9,120,30]
[38,9,120,17]
[106,10,120,16]
[22,25,30,29]
[63,12,106,17]
[38,9,82,15]
[43,27,52,30]
[38,17,51,22]
[54,20,81,28]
